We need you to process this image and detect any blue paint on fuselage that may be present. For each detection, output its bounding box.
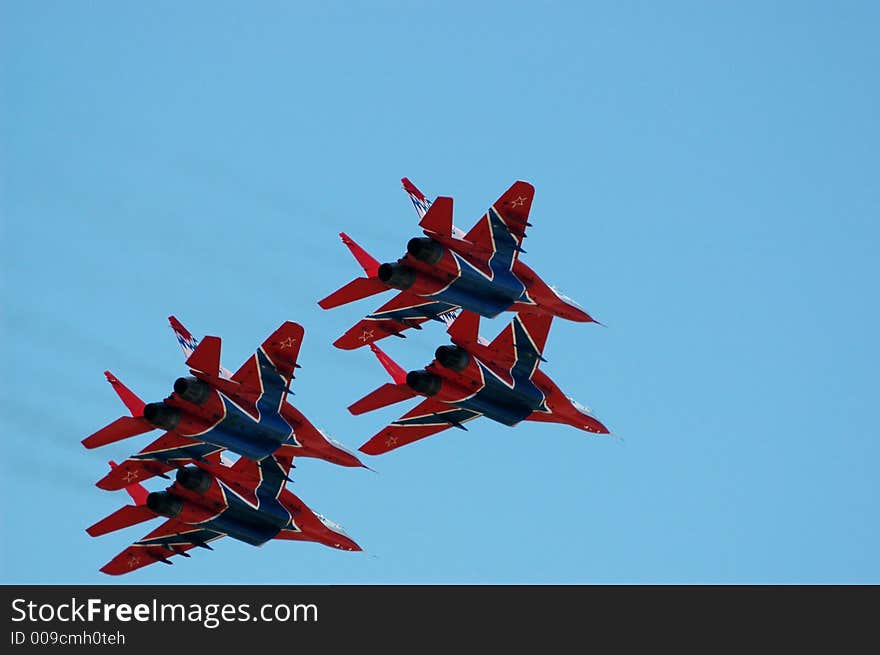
[134,351,297,466]
[204,350,295,459]
[164,457,293,548]
[427,209,528,318]
[195,457,292,546]
[439,316,547,426]
[196,486,288,546]
[448,360,544,426]
[206,394,292,461]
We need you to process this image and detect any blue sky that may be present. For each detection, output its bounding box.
[2,1,878,583]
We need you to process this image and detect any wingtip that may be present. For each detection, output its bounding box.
[95,477,116,491]
[358,443,380,456]
[332,336,357,350]
[516,180,535,196]
[401,177,420,195]
[168,314,193,337]
[592,419,611,435]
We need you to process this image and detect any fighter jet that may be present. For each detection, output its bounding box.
[87,458,359,574]
[319,178,597,349]
[83,320,365,490]
[349,310,610,455]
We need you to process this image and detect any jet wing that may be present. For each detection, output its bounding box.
[231,321,304,393]
[99,519,224,575]
[333,291,460,350]
[96,433,224,491]
[221,453,294,507]
[462,181,535,270]
[483,312,552,380]
[358,398,482,455]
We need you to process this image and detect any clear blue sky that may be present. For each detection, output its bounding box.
[2,1,878,584]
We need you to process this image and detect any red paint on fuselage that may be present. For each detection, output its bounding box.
[512,260,594,323]
[529,369,609,434]
[277,488,361,551]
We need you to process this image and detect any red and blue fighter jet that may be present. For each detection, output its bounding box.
[87,458,360,574]
[83,319,365,490]
[349,310,610,455]
[319,178,598,349]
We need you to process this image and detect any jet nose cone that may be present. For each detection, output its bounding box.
[592,422,611,434]
[557,305,597,324]
[574,307,597,323]
[328,536,362,552]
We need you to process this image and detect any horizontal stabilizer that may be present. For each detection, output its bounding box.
[419,196,453,237]
[186,335,221,377]
[110,460,149,506]
[82,416,153,449]
[348,383,417,415]
[86,505,157,537]
[97,458,174,491]
[318,276,389,309]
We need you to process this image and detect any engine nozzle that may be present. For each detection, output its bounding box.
[377,263,416,290]
[143,403,181,431]
[406,370,442,396]
[174,376,212,405]
[435,345,470,372]
[146,491,183,518]
[175,466,213,494]
[407,237,444,265]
